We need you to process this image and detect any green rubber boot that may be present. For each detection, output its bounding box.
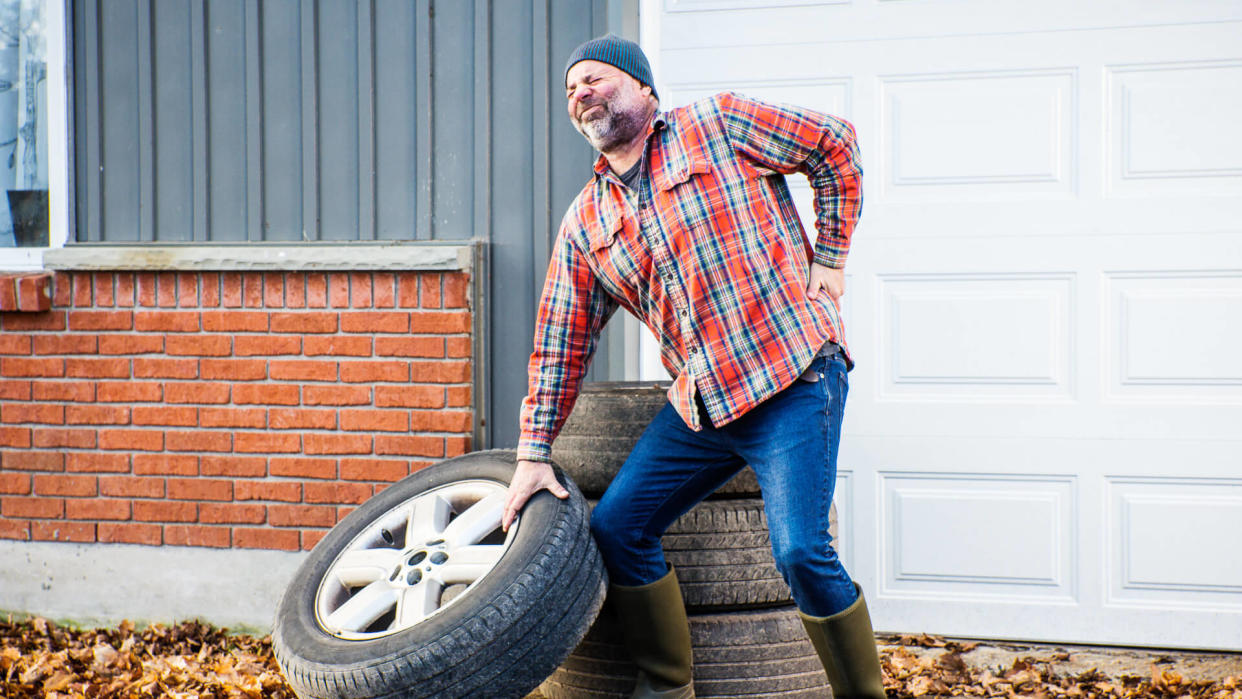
[608,566,696,698]
[799,584,887,699]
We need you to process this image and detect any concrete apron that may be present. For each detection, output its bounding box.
[0,540,305,633]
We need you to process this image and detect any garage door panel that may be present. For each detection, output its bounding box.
[880,472,1076,599]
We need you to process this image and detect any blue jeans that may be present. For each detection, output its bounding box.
[590,353,857,617]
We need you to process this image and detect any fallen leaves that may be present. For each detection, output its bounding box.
[1,616,293,698]
[879,635,1242,699]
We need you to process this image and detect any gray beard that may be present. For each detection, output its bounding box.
[576,100,648,153]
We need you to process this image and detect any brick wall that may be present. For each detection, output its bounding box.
[0,269,474,552]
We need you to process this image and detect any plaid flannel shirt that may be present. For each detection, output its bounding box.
[517,91,863,463]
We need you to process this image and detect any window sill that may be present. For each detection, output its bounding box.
[43,241,477,272]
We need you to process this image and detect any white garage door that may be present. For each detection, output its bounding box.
[639,0,1242,649]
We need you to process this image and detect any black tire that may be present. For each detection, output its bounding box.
[539,606,829,698]
[552,382,761,498]
[272,450,607,699]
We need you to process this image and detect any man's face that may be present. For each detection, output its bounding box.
[565,60,653,153]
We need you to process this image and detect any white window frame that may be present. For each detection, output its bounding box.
[0,0,69,271]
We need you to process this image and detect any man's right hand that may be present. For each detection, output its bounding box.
[502,459,569,532]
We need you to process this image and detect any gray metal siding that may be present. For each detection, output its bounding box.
[73,0,636,448]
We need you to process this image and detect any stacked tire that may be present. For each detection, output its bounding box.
[541,382,834,698]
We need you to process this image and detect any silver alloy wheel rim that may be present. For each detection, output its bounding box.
[313,479,517,640]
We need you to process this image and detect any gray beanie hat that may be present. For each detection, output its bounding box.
[565,34,658,100]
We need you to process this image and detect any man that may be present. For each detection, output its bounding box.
[502,34,885,699]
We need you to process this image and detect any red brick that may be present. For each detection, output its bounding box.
[200,359,267,381]
[134,357,198,379]
[65,498,130,521]
[271,312,337,333]
[443,272,470,308]
[33,474,97,496]
[2,357,64,377]
[376,337,443,358]
[177,272,198,307]
[199,407,266,429]
[134,500,197,522]
[269,504,336,527]
[445,435,471,457]
[328,273,350,308]
[17,274,54,312]
[157,272,178,307]
[340,458,409,482]
[115,273,135,307]
[0,472,31,494]
[164,382,230,404]
[306,274,327,308]
[0,427,31,447]
[1,403,64,424]
[0,518,29,539]
[234,335,300,356]
[34,334,98,355]
[201,272,221,307]
[96,383,161,403]
[269,360,336,382]
[134,311,199,332]
[303,385,370,406]
[285,273,306,308]
[302,529,328,550]
[270,457,337,479]
[243,273,264,308]
[232,383,299,406]
[68,310,133,331]
[72,272,93,306]
[340,311,408,334]
[2,450,64,473]
[446,385,471,407]
[340,409,408,432]
[32,521,96,543]
[132,406,197,427]
[66,452,130,473]
[376,434,443,457]
[412,410,473,433]
[235,480,301,503]
[66,357,130,379]
[3,496,64,518]
[98,335,164,354]
[304,433,372,455]
[340,361,408,383]
[234,527,299,551]
[264,272,284,307]
[200,455,267,477]
[396,273,419,307]
[420,275,442,308]
[99,522,161,545]
[167,478,233,501]
[34,381,95,402]
[49,273,70,306]
[446,337,472,358]
[348,272,372,308]
[304,482,373,505]
[100,476,165,498]
[166,335,231,356]
[132,453,197,476]
[222,272,242,308]
[373,273,395,308]
[99,429,163,451]
[166,430,233,452]
[0,334,31,354]
[66,405,131,425]
[410,310,470,334]
[32,428,96,448]
[164,525,230,548]
[233,432,301,454]
[2,311,66,332]
[136,272,157,306]
[303,336,371,357]
[200,502,266,524]
[409,360,471,383]
[0,380,31,400]
[201,311,268,332]
[268,408,336,430]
